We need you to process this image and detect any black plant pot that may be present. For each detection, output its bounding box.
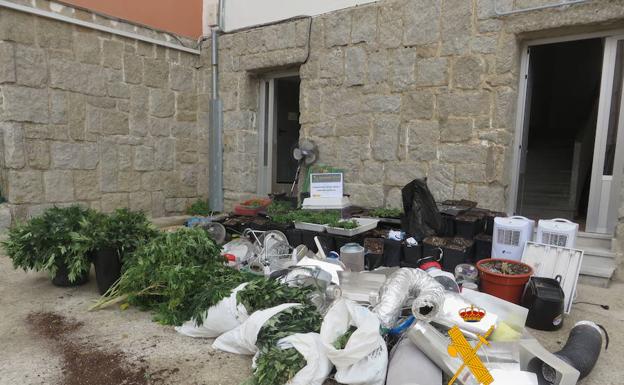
[441,239,474,273]
[93,247,122,295]
[454,215,484,240]
[286,228,303,247]
[402,244,423,265]
[52,262,90,287]
[383,239,402,267]
[440,213,456,237]
[474,233,492,261]
[365,253,384,270]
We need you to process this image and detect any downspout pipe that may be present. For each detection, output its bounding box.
[494,0,589,16]
[208,1,224,212]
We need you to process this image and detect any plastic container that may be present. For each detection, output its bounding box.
[476,258,533,304]
[421,261,459,292]
[485,211,506,236]
[286,228,303,247]
[454,213,484,240]
[233,198,271,216]
[340,243,365,272]
[326,218,379,236]
[521,276,565,331]
[440,213,456,237]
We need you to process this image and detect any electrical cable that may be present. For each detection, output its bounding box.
[572,301,610,310]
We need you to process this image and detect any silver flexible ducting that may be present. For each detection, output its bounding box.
[373,268,445,329]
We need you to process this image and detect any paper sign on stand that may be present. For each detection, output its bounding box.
[302,172,351,209]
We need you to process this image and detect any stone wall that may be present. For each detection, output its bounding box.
[0,5,210,220]
[212,0,624,212]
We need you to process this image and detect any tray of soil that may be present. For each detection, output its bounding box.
[454,213,484,240]
[477,258,533,304]
[359,208,403,225]
[247,216,270,231]
[474,233,492,261]
[441,237,474,273]
[440,199,478,209]
[234,198,272,216]
[423,236,447,259]
[326,218,379,237]
[383,238,402,267]
[363,238,384,270]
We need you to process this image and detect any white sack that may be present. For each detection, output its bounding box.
[175,283,249,338]
[277,333,333,385]
[320,299,388,385]
[212,303,300,355]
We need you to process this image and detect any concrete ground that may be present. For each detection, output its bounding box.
[0,254,621,385]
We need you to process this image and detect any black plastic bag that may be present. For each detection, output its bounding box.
[401,178,442,240]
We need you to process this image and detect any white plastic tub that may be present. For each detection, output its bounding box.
[293,221,327,232]
[326,218,379,237]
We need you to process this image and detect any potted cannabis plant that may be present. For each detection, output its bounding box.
[3,205,97,286]
[79,208,158,294]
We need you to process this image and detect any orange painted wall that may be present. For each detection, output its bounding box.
[59,0,203,38]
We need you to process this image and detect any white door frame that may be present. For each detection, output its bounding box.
[509,29,624,235]
[257,70,300,196]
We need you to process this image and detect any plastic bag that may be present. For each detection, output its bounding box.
[277,333,333,385]
[401,178,442,240]
[320,299,388,385]
[212,303,300,355]
[175,283,249,338]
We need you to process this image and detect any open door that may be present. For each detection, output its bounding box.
[257,74,301,196]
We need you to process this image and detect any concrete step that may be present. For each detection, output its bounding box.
[579,250,617,288]
[576,231,613,251]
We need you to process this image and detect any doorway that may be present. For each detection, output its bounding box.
[512,32,624,234]
[257,74,301,196]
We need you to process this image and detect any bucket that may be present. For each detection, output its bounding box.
[52,261,90,287]
[340,243,365,272]
[476,258,533,304]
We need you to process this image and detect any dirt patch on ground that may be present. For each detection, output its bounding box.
[27,311,156,385]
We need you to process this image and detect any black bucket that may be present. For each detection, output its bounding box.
[286,228,304,247]
[442,238,474,273]
[402,244,423,265]
[52,261,90,287]
[365,253,384,270]
[94,247,122,295]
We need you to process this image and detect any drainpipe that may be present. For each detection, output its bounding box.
[494,0,589,16]
[208,1,224,212]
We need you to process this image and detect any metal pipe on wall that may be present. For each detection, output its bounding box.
[208,2,224,212]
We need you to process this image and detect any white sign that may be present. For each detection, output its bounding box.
[310,173,343,198]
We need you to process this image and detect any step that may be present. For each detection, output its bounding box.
[579,252,617,288]
[577,231,613,250]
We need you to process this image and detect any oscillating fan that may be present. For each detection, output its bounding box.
[291,139,318,196]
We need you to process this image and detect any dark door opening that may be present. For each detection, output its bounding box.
[517,38,604,226]
[273,76,301,193]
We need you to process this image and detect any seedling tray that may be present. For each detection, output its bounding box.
[294,221,327,232]
[326,218,379,236]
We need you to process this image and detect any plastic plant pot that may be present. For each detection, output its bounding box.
[402,243,423,264]
[474,233,492,261]
[286,228,303,247]
[423,236,447,259]
[335,234,363,251]
[485,211,507,236]
[52,261,90,287]
[93,247,122,295]
[383,238,402,267]
[365,253,384,270]
[441,238,474,273]
[476,258,533,305]
[440,213,456,237]
[454,214,484,240]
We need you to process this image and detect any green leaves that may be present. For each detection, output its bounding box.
[186,199,211,216]
[2,205,97,282]
[236,279,315,314]
[369,208,403,218]
[333,325,357,350]
[251,346,306,385]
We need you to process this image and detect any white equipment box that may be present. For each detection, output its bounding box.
[492,216,535,261]
[536,218,578,249]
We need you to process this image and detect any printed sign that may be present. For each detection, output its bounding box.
[310,173,343,198]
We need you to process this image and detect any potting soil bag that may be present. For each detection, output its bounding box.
[212,303,300,355]
[277,333,333,385]
[320,299,388,385]
[175,283,250,338]
[401,178,443,240]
